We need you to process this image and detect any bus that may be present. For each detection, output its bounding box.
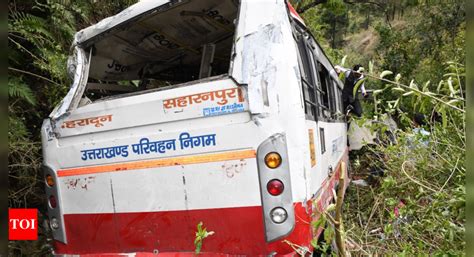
[41,0,349,255]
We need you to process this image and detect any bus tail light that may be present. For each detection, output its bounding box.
[257,133,295,242]
[267,179,284,196]
[265,152,282,169]
[270,207,288,223]
[46,174,55,187]
[49,195,57,208]
[50,217,60,230]
[43,166,67,243]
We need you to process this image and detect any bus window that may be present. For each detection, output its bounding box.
[338,86,344,113]
[329,82,336,115]
[319,127,326,153]
[295,30,318,121]
[327,78,337,115]
[332,79,343,115]
[316,62,331,120]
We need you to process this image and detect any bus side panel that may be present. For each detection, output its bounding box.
[320,121,347,172]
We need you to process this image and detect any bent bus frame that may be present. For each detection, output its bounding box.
[41,0,349,255]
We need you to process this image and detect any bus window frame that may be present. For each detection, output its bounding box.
[290,20,345,123]
[331,78,344,116]
[293,24,318,121]
[314,61,332,120]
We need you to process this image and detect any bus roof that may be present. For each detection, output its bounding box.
[74,0,171,47]
[74,1,308,48]
[73,0,238,81]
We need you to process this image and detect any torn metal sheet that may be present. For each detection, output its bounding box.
[74,0,171,46]
[49,47,89,120]
[75,0,237,81]
[231,0,298,114]
[51,0,239,120]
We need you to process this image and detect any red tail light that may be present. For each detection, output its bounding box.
[49,195,57,208]
[267,179,284,196]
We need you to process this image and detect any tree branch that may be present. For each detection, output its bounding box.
[8,67,61,86]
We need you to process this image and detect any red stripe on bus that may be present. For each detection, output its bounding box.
[53,204,311,255]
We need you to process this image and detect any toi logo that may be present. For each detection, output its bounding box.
[9,208,38,240]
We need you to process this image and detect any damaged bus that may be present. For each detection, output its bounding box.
[41,0,349,255]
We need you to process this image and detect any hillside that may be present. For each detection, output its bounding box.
[298,1,466,255]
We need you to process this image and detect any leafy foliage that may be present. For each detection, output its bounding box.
[9,77,37,106]
[311,205,336,256]
[297,1,465,255]
[342,39,465,256]
[373,2,465,84]
[345,118,465,255]
[194,222,215,254]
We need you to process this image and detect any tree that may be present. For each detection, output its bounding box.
[295,0,420,26]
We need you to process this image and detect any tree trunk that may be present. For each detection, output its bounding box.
[331,17,336,48]
[335,162,347,257]
[365,11,370,29]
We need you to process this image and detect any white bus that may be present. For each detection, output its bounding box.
[41,0,349,255]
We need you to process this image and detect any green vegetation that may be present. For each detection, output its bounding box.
[296,0,465,255]
[344,62,465,255]
[8,0,465,255]
[194,222,215,254]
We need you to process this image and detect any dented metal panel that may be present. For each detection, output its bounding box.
[231,0,295,114]
[74,0,171,46]
[230,1,312,208]
[75,0,238,81]
[50,47,89,120]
